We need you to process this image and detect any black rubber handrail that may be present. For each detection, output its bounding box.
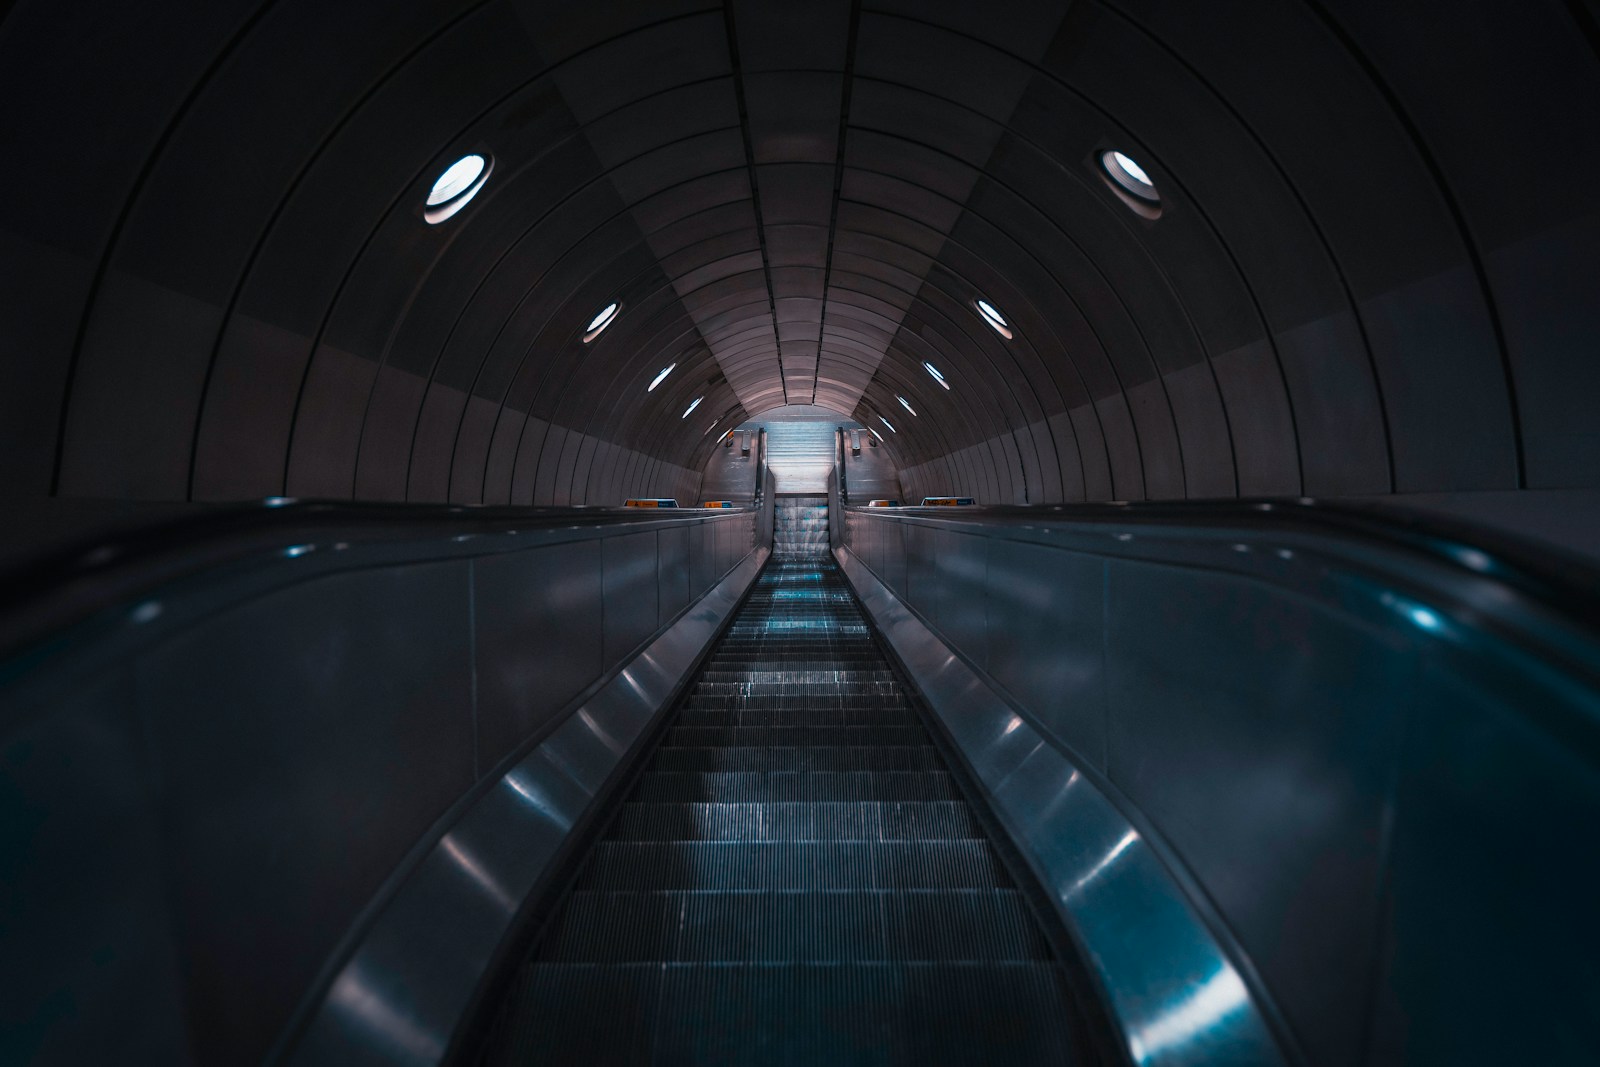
[0,498,751,661]
[849,496,1600,637]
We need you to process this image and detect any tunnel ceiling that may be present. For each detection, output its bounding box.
[1,0,1596,507]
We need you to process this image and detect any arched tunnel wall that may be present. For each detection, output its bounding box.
[1,0,1596,517]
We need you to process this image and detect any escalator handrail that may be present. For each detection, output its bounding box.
[849,496,1600,634]
[0,498,753,663]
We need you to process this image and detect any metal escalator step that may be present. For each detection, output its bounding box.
[697,670,899,685]
[485,553,1093,1065]
[540,889,1052,963]
[691,681,902,699]
[649,966,1075,1062]
[607,801,986,842]
[704,660,884,673]
[493,963,660,1064]
[579,841,1011,891]
[682,689,909,706]
[579,842,881,890]
[649,745,943,773]
[676,707,918,727]
[497,962,1078,1066]
[632,770,961,802]
[665,725,928,747]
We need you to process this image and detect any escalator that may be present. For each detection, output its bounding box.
[481,548,1104,1064]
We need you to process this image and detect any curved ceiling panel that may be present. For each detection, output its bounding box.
[0,0,1594,508]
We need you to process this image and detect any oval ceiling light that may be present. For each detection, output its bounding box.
[583,301,621,343]
[879,415,896,433]
[682,395,703,418]
[897,394,917,416]
[923,361,950,390]
[423,153,492,225]
[869,426,884,442]
[647,362,676,392]
[975,298,1013,340]
[1099,149,1163,216]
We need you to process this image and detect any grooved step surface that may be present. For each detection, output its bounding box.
[487,558,1089,1065]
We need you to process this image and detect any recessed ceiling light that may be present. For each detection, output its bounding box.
[424,153,492,225]
[682,396,703,418]
[897,395,917,416]
[975,298,1013,340]
[648,362,676,391]
[583,301,621,343]
[1100,149,1161,208]
[923,361,949,389]
[879,415,896,433]
[869,426,884,442]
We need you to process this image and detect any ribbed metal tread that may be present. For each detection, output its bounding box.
[579,841,1013,891]
[485,556,1089,1065]
[677,707,918,727]
[667,725,928,747]
[496,962,1078,1065]
[608,801,987,841]
[650,745,942,772]
[633,771,962,803]
[541,890,1054,962]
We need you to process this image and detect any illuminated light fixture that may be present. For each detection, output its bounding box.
[879,415,896,433]
[647,362,676,391]
[582,301,621,343]
[975,298,1013,340]
[1099,149,1163,217]
[424,153,492,224]
[923,361,949,389]
[869,426,884,442]
[682,395,703,418]
[897,394,917,416]
[704,417,720,436]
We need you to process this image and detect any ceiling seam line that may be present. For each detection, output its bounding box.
[1301,0,1526,489]
[49,0,285,497]
[812,0,864,406]
[721,0,788,406]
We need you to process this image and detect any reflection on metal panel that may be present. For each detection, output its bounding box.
[839,503,1600,1067]
[837,546,1287,1067]
[288,549,769,1065]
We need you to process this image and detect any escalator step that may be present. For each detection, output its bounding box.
[540,890,1053,962]
[498,962,1078,1065]
[676,708,918,727]
[649,745,943,773]
[608,801,986,842]
[633,770,961,802]
[485,555,1092,1065]
[579,841,1012,891]
[666,725,928,747]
